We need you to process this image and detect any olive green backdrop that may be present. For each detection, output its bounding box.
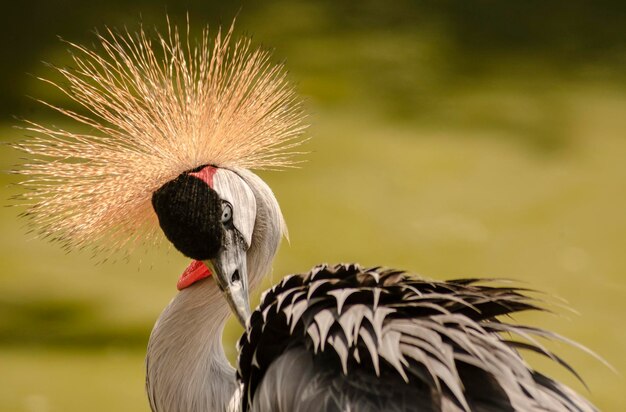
[1,1,625,410]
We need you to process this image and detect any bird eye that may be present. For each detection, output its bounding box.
[221,202,233,223]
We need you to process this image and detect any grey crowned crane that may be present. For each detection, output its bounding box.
[14,22,598,412]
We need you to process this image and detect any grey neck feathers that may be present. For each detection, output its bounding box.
[146,280,236,412]
[146,169,284,412]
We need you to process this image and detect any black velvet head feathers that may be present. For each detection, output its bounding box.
[152,172,223,261]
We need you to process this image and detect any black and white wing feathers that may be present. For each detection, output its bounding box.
[237,264,596,412]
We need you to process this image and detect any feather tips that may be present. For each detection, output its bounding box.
[13,20,307,252]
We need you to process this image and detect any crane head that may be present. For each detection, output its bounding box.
[152,164,256,326]
[14,22,301,327]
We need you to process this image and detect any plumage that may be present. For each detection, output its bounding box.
[238,263,596,412]
[14,20,601,412]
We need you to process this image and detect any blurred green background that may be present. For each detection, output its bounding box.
[1,1,625,410]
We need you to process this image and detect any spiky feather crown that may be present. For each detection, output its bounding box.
[13,21,307,253]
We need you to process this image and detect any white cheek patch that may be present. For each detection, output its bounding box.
[212,169,257,248]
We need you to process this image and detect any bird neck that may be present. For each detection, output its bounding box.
[146,279,238,412]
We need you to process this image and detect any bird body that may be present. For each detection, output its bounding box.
[146,163,598,412]
[14,21,600,412]
[238,263,596,412]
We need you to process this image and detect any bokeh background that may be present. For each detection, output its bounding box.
[1,1,625,410]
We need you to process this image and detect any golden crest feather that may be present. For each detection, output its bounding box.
[13,21,307,252]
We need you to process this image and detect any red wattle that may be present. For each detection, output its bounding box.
[177,260,212,290]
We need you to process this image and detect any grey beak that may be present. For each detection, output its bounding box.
[204,232,251,327]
